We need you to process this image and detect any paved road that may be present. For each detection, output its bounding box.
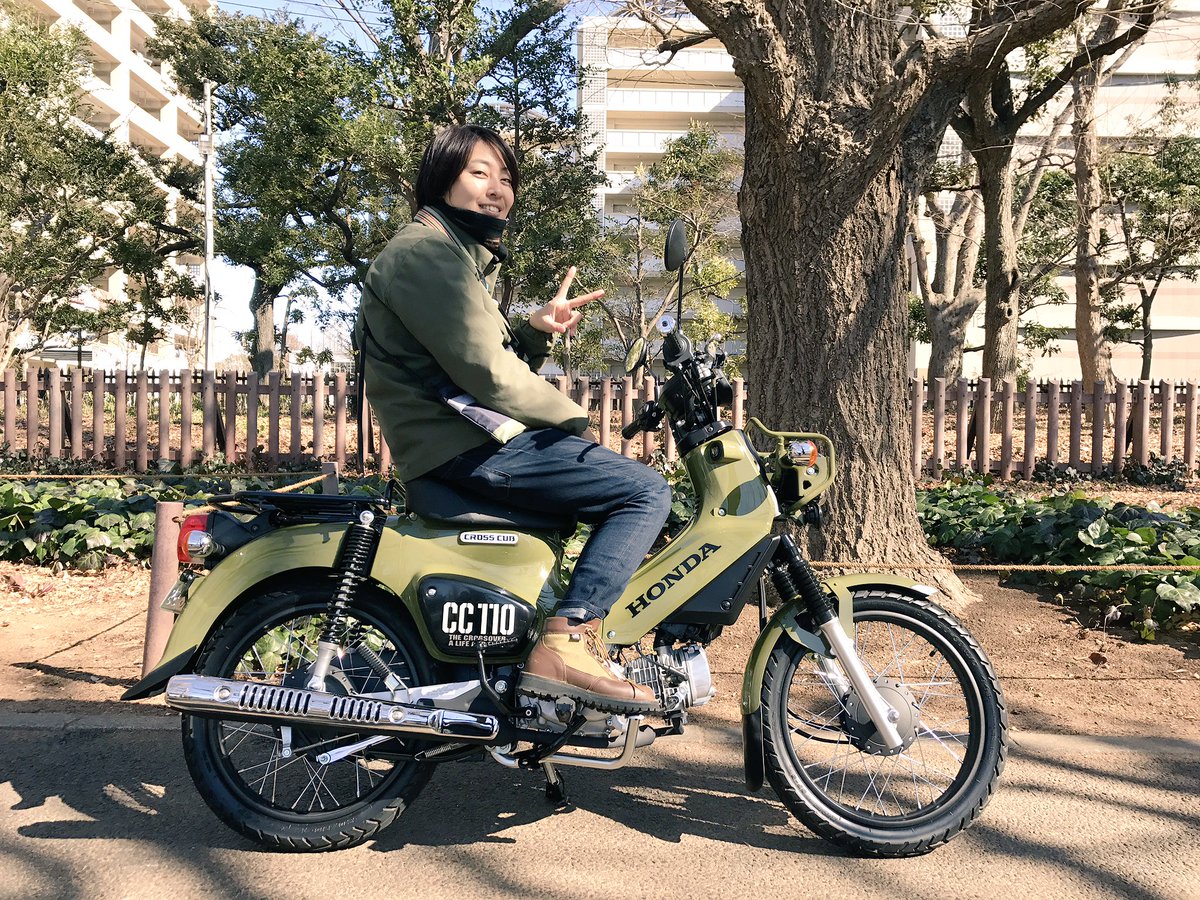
[1,710,1197,900]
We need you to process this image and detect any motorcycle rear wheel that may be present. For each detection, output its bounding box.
[181,586,435,851]
[761,591,1008,857]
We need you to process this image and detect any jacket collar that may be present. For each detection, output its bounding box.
[420,205,500,277]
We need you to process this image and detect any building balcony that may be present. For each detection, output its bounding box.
[606,88,745,115]
[604,47,736,74]
[606,129,744,155]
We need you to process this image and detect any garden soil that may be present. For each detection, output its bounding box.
[0,562,1196,741]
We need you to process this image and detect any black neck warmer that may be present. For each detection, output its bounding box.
[432,199,508,250]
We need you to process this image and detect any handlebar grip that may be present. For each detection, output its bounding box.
[621,419,643,441]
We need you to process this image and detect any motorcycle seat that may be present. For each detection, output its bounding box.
[404,478,577,533]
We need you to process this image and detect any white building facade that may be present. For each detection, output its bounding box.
[578,11,1200,383]
[16,0,212,370]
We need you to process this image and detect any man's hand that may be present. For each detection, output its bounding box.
[528,267,604,336]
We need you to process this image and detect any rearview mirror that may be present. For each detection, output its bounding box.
[624,337,648,376]
[664,219,688,272]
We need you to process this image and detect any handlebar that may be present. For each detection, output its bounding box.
[622,400,663,439]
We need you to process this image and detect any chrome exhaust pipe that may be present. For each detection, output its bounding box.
[165,674,499,742]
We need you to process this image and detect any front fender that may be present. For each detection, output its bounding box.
[124,522,357,700]
[738,574,935,790]
[739,574,935,717]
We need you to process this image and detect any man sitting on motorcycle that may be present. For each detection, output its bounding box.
[356,124,670,712]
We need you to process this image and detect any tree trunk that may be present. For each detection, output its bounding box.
[1140,295,1153,380]
[926,292,979,385]
[1072,65,1115,391]
[249,273,282,376]
[742,115,972,610]
[975,145,1021,383]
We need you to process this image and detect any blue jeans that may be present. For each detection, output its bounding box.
[427,429,673,620]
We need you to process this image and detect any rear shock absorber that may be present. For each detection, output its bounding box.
[307,509,384,691]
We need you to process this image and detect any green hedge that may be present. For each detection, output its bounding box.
[919,482,1200,637]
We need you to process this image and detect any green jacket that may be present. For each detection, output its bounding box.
[356,207,588,481]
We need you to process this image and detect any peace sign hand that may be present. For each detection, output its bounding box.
[528,267,605,336]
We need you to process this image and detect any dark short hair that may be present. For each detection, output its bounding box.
[414,125,520,209]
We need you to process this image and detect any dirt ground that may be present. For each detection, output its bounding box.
[0,562,1197,742]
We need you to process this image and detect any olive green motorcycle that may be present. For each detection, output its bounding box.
[125,221,1007,857]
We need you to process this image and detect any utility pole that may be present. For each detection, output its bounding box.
[201,79,215,372]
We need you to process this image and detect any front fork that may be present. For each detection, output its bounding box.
[770,536,904,751]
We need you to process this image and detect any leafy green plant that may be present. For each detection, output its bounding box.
[918,482,1200,636]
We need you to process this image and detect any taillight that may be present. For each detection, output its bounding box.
[178,513,219,564]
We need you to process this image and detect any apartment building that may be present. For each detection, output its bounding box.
[578,11,1200,383]
[15,0,212,369]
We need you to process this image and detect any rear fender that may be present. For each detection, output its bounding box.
[124,522,354,700]
[738,574,936,791]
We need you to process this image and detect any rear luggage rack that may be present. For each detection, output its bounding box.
[208,490,392,525]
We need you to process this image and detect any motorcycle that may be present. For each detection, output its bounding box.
[124,220,1007,857]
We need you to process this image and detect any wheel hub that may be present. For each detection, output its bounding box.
[842,678,920,756]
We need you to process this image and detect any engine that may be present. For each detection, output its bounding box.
[624,643,716,714]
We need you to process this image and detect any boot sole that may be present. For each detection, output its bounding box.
[519,674,660,715]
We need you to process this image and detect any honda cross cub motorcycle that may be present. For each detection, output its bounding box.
[125,221,1007,857]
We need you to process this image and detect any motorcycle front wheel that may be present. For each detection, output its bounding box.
[181,585,436,851]
[761,591,1008,857]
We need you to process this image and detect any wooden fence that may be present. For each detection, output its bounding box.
[1,368,1197,478]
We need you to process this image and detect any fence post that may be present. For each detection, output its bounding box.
[955,378,969,469]
[3,370,15,450]
[201,370,215,460]
[48,368,62,459]
[1114,381,1129,475]
[1000,378,1014,480]
[180,369,193,467]
[142,501,182,678]
[910,374,923,479]
[641,374,657,461]
[321,461,339,495]
[224,371,238,461]
[114,370,128,468]
[157,369,171,463]
[1161,380,1175,463]
[732,377,744,429]
[1091,382,1106,475]
[334,372,347,469]
[70,367,83,459]
[974,379,993,475]
[26,367,40,457]
[620,376,634,458]
[1023,379,1037,479]
[1184,381,1197,474]
[267,371,281,467]
[599,377,612,448]
[92,369,105,461]
[1068,381,1082,471]
[290,370,303,460]
[556,375,569,396]
[932,377,945,476]
[1134,380,1151,466]
[1046,379,1060,468]
[135,369,149,473]
[313,372,326,460]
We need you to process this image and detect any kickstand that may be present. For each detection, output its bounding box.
[542,761,570,810]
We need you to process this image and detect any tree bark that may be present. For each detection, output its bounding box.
[1072,63,1115,391]
[974,143,1021,383]
[249,272,282,376]
[741,112,973,609]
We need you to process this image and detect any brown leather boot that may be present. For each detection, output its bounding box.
[522,617,658,713]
